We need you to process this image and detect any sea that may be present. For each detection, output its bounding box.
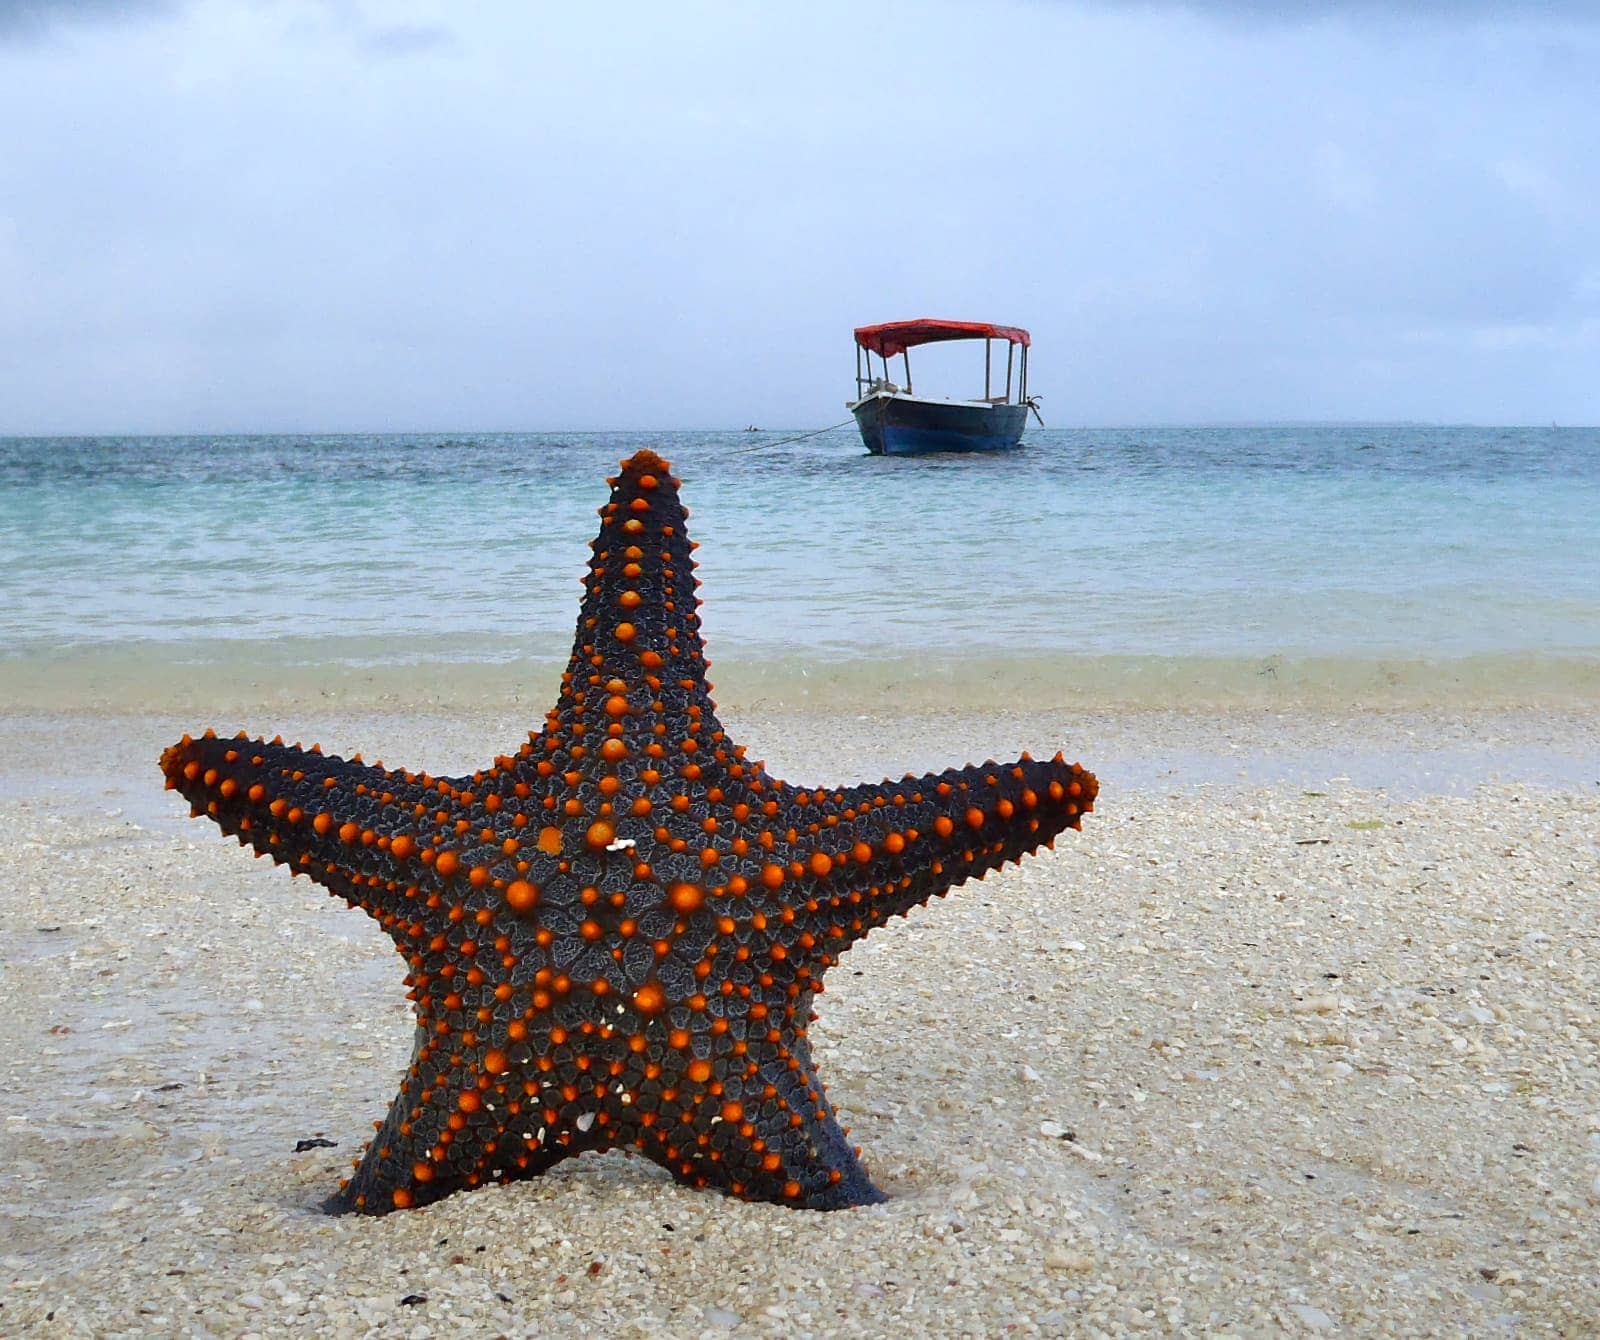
[2,425,1597,713]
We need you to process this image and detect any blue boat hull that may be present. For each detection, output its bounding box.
[850,394,1028,455]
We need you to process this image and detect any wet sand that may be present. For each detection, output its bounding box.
[1,702,1597,1337]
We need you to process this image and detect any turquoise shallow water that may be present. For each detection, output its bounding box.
[2,426,1597,706]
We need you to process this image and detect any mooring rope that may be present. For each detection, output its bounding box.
[730,418,855,452]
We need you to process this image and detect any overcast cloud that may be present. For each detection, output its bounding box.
[1,0,1594,431]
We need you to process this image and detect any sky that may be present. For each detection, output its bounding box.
[1,0,1596,432]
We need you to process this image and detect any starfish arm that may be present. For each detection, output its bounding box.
[633,1028,885,1209]
[160,731,461,935]
[324,1019,602,1215]
[555,450,721,737]
[782,753,1097,958]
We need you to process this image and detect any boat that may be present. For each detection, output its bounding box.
[848,318,1035,455]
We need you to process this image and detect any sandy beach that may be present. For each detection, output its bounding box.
[0,696,1595,1339]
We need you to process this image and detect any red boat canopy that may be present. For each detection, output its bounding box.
[854,319,1030,360]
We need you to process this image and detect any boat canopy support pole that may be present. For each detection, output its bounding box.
[903,351,912,394]
[1020,346,1028,402]
[985,340,991,399]
[1005,341,1015,402]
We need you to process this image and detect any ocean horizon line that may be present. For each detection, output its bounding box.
[3,419,1597,441]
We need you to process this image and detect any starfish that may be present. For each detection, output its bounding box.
[160,450,1097,1215]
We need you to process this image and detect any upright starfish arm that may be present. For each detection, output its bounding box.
[555,450,722,741]
[792,753,1097,956]
[160,732,452,931]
